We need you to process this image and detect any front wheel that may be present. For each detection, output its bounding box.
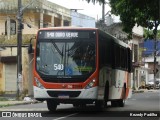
[47,100,58,112]
[120,84,126,107]
[118,99,125,107]
[95,100,106,111]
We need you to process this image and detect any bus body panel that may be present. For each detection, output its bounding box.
[98,67,131,100]
[34,86,98,100]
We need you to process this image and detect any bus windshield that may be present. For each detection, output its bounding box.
[36,31,96,77]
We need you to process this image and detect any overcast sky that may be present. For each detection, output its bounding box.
[47,0,111,21]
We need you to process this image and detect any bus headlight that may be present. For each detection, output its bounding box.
[85,79,96,89]
[34,77,45,89]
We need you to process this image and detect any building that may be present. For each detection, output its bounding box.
[0,46,28,95]
[0,0,71,42]
[139,40,160,84]
[0,0,97,96]
[71,10,95,27]
[0,0,71,96]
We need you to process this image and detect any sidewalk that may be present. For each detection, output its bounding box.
[133,89,159,93]
[0,97,40,108]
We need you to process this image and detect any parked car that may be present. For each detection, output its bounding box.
[146,79,154,90]
[155,79,160,89]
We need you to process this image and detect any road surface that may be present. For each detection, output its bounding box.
[0,90,159,120]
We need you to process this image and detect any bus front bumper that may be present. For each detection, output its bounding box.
[34,86,98,101]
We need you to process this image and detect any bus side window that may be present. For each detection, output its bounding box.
[99,36,105,66]
[127,48,132,73]
[114,44,120,68]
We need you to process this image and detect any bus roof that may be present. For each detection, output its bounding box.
[38,26,98,31]
[98,29,129,48]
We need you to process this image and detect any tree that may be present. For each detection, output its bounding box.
[84,0,105,4]
[109,0,160,88]
[84,0,106,22]
[109,0,160,38]
[144,29,160,40]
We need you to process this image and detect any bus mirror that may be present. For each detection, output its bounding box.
[28,36,36,54]
[28,44,33,54]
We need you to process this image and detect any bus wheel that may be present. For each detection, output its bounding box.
[47,100,57,112]
[111,101,118,107]
[95,100,104,110]
[118,85,126,107]
[118,99,125,107]
[104,82,109,108]
[79,104,86,108]
[73,104,80,108]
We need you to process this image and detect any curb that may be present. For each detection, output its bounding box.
[133,90,145,93]
[0,100,41,108]
[132,89,159,94]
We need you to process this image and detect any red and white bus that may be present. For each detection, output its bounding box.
[29,27,132,111]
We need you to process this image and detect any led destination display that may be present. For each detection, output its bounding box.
[38,30,93,39]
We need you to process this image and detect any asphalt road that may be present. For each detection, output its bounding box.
[0,90,159,120]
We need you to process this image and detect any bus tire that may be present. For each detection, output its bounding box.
[73,104,80,108]
[47,100,57,112]
[118,84,126,107]
[118,99,125,107]
[95,100,103,110]
[104,81,109,107]
[111,101,118,107]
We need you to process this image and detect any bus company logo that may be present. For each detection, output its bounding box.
[1,112,42,118]
[62,84,67,88]
[2,112,11,117]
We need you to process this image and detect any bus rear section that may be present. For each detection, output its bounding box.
[33,28,99,111]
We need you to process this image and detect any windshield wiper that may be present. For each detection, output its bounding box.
[51,41,63,56]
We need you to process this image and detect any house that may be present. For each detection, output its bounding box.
[0,0,71,42]
[0,0,71,96]
[139,40,160,84]
[0,0,97,96]
[71,10,95,27]
[129,25,144,89]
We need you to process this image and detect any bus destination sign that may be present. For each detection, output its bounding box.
[38,31,90,39]
[46,32,78,38]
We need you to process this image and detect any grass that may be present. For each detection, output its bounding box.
[0,97,8,101]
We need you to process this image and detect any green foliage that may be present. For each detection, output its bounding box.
[109,0,160,38]
[0,97,8,101]
[144,29,160,40]
[84,0,105,4]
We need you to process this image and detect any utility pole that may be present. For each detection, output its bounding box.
[153,21,158,89]
[102,1,105,23]
[153,37,157,89]
[17,0,23,100]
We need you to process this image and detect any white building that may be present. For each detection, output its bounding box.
[71,11,95,27]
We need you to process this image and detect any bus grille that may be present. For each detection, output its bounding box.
[47,91,81,97]
[41,76,87,83]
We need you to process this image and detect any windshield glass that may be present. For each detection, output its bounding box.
[36,40,96,76]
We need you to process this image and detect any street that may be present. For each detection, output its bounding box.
[0,90,159,120]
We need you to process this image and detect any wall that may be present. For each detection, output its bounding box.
[0,46,29,95]
[132,24,144,36]
[0,63,4,94]
[71,11,95,27]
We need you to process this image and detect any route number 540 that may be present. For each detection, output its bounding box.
[54,64,64,70]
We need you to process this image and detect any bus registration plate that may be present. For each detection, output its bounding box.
[58,94,69,99]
